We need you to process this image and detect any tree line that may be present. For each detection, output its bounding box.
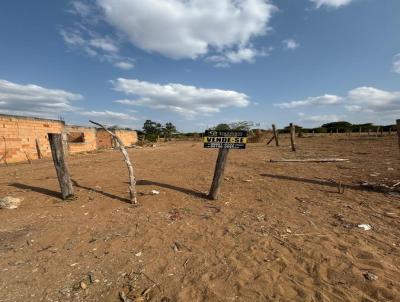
[136,120,396,141]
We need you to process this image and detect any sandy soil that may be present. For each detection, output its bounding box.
[0,135,399,302]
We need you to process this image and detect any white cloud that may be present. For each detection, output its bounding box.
[114,61,135,70]
[276,86,400,125]
[0,79,82,117]
[274,94,343,109]
[275,88,400,112]
[95,0,276,64]
[393,54,400,74]
[60,26,134,69]
[282,39,299,50]
[80,110,137,120]
[301,114,342,123]
[69,1,91,17]
[206,48,268,67]
[89,38,119,53]
[113,78,250,118]
[310,0,355,8]
[347,86,400,112]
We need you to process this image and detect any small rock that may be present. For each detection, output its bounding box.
[80,282,88,290]
[135,251,142,257]
[0,197,22,209]
[150,190,160,195]
[363,272,378,281]
[358,224,372,231]
[88,272,97,284]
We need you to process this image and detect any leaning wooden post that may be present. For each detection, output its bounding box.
[48,133,74,200]
[290,123,296,152]
[397,120,400,151]
[208,148,230,200]
[90,120,137,204]
[272,124,279,146]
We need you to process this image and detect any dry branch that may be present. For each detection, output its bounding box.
[266,135,275,145]
[269,158,350,163]
[89,120,137,204]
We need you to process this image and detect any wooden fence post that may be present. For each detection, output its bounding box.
[208,148,230,200]
[272,124,279,146]
[48,133,74,200]
[389,127,392,136]
[290,123,296,152]
[359,127,362,136]
[397,120,400,151]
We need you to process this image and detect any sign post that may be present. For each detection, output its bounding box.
[204,130,247,200]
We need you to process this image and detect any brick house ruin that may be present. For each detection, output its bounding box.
[0,114,137,164]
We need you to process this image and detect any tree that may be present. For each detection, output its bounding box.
[212,121,253,131]
[321,121,352,132]
[143,120,163,142]
[163,122,177,141]
[213,123,230,131]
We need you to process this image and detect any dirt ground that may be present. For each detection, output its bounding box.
[0,135,399,302]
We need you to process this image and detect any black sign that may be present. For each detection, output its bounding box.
[204,130,247,149]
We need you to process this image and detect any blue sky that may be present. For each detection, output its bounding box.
[0,0,399,131]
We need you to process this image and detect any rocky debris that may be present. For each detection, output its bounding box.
[150,190,160,195]
[358,224,372,231]
[80,282,88,290]
[0,196,22,209]
[332,214,355,229]
[360,181,400,193]
[88,272,99,284]
[363,272,378,281]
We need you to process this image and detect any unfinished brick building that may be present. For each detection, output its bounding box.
[0,114,137,164]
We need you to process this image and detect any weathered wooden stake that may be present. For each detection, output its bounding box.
[397,120,400,152]
[48,133,74,200]
[208,148,230,200]
[290,123,296,152]
[272,124,279,146]
[359,127,362,136]
[389,128,392,136]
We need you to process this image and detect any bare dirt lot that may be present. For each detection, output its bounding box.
[1,135,399,302]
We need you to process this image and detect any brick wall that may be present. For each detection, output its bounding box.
[115,129,138,146]
[65,126,97,154]
[0,114,64,164]
[96,129,113,149]
[0,114,138,164]
[96,129,138,148]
